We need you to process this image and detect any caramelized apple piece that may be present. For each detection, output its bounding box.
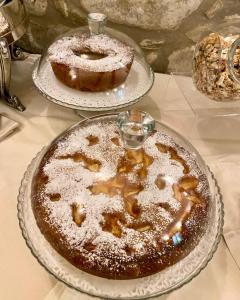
[86,135,99,146]
[111,176,125,189]
[123,183,143,198]
[111,223,122,237]
[111,137,120,146]
[89,175,125,197]
[72,153,83,162]
[158,202,172,212]
[137,167,148,179]
[172,184,182,201]
[124,197,141,218]
[168,147,189,174]
[101,214,123,238]
[155,143,169,153]
[185,195,201,204]
[136,225,152,232]
[179,176,199,191]
[155,175,166,190]
[143,152,154,167]
[127,221,152,232]
[89,183,110,196]
[72,203,86,226]
[58,152,101,172]
[155,143,189,174]
[88,161,101,172]
[126,149,144,164]
[117,160,133,173]
[48,193,61,202]
[59,153,83,162]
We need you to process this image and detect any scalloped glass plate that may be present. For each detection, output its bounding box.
[32,55,154,112]
[17,114,223,299]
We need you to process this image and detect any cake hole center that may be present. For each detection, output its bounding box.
[73,50,107,60]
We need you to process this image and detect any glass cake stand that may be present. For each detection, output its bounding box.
[17,114,223,299]
[32,14,154,112]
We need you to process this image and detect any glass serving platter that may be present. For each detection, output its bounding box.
[17,114,223,299]
[32,25,154,112]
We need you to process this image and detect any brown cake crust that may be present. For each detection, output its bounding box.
[31,120,209,279]
[48,34,134,92]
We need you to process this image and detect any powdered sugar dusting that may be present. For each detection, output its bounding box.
[48,34,134,72]
[33,118,210,267]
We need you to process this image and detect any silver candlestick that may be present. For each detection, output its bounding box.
[0,0,27,111]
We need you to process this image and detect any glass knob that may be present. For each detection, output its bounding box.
[88,13,107,35]
[117,110,155,149]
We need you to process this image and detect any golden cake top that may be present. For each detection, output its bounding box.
[33,119,209,269]
[48,34,134,72]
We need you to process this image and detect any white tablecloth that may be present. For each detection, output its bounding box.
[0,56,239,300]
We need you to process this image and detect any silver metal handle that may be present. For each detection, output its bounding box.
[0,37,25,111]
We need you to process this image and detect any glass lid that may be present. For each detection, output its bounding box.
[33,13,154,111]
[18,111,223,299]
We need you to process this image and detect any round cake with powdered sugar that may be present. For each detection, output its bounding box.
[48,34,134,92]
[31,117,210,279]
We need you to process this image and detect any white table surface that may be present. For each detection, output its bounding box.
[0,56,240,300]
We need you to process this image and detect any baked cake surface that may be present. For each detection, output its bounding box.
[31,118,209,279]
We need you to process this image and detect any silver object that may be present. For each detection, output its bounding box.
[0,0,27,111]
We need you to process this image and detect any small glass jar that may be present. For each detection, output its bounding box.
[193,32,240,102]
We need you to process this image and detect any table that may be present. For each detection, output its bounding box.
[0,56,240,300]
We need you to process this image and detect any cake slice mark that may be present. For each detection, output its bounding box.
[86,135,99,146]
[58,152,101,172]
[72,203,86,227]
[155,143,189,174]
